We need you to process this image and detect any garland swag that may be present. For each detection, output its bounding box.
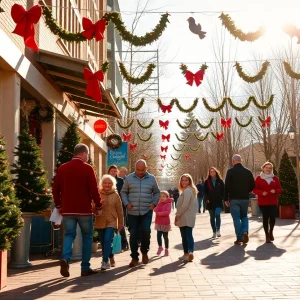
[195,119,214,129]
[283,61,300,79]
[137,133,152,142]
[202,95,274,112]
[283,24,300,44]
[42,6,170,46]
[235,117,253,127]
[171,154,182,160]
[235,61,270,83]
[176,118,213,129]
[115,97,145,111]
[119,63,156,84]
[173,144,186,152]
[179,63,208,75]
[194,132,209,141]
[117,119,134,129]
[219,13,264,42]
[175,133,190,142]
[137,119,154,129]
[190,144,201,151]
[157,98,199,113]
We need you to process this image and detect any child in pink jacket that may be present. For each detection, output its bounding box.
[154,191,173,256]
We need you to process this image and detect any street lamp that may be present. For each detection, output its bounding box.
[288,126,295,140]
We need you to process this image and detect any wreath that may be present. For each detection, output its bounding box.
[106,134,122,150]
[29,105,54,123]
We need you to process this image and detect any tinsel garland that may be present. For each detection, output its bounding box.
[173,144,186,151]
[283,61,300,79]
[195,119,214,129]
[194,133,209,141]
[137,119,154,129]
[283,24,300,44]
[176,118,213,129]
[175,133,190,142]
[202,95,274,112]
[179,63,208,74]
[219,13,264,42]
[115,97,145,111]
[211,132,217,138]
[176,119,194,129]
[235,61,270,83]
[137,133,152,142]
[235,117,253,127]
[119,63,156,84]
[169,163,178,169]
[117,119,134,129]
[157,98,199,113]
[42,6,170,46]
[190,144,201,151]
[171,154,182,160]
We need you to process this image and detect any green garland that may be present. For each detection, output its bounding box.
[117,119,134,129]
[137,119,154,129]
[176,119,194,129]
[195,119,214,129]
[119,63,156,84]
[190,144,201,151]
[173,144,186,152]
[171,154,182,160]
[219,13,264,42]
[235,117,253,127]
[42,6,170,45]
[101,61,110,73]
[174,98,198,113]
[283,61,300,79]
[194,133,209,141]
[137,133,152,142]
[175,133,190,142]
[211,132,217,139]
[202,95,274,112]
[235,61,270,83]
[180,63,208,75]
[115,97,145,111]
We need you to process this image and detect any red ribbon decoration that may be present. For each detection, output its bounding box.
[185,70,205,87]
[81,18,106,41]
[221,118,232,129]
[84,68,104,102]
[161,104,173,113]
[216,132,224,141]
[159,120,169,130]
[122,132,132,142]
[161,146,168,152]
[161,165,165,168]
[129,143,137,151]
[11,4,42,52]
[162,134,170,142]
[184,154,191,160]
[160,155,166,160]
[261,116,271,128]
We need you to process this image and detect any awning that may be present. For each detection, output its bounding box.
[37,50,122,119]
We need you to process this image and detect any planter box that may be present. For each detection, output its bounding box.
[279,205,296,219]
[0,250,7,290]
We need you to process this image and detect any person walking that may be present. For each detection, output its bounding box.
[121,159,160,267]
[52,144,102,277]
[172,188,179,208]
[224,154,255,245]
[203,168,225,238]
[175,174,198,262]
[118,166,128,179]
[253,162,282,243]
[196,179,205,213]
[94,174,124,270]
[154,191,173,256]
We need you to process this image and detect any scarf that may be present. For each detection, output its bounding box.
[260,172,274,184]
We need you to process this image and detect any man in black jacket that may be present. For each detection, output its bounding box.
[224,154,255,245]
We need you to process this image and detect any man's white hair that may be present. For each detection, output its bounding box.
[136,159,147,167]
[232,154,242,162]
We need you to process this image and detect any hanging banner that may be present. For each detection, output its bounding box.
[107,142,128,167]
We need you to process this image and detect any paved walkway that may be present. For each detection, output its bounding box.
[1,211,300,300]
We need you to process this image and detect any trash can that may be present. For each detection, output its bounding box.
[250,198,260,217]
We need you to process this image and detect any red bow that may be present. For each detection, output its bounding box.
[261,116,271,128]
[159,120,169,130]
[81,18,106,41]
[122,132,132,142]
[161,165,165,168]
[11,4,42,52]
[185,70,205,87]
[162,134,170,142]
[216,132,224,141]
[160,155,166,160]
[84,68,104,102]
[221,118,232,129]
[129,143,137,151]
[184,154,191,160]
[161,104,173,113]
[161,146,168,152]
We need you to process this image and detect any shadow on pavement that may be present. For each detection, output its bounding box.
[149,260,187,276]
[246,243,286,260]
[173,238,219,251]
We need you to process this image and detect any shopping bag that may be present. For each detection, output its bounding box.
[49,208,63,225]
[112,233,122,254]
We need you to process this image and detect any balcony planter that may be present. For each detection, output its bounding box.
[279,205,295,219]
[0,250,7,290]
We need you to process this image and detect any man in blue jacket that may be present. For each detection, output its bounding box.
[121,159,160,267]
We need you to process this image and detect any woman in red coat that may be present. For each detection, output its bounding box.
[253,162,282,243]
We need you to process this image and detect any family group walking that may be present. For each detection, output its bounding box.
[52,144,282,277]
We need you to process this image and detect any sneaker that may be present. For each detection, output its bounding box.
[101,262,110,271]
[156,246,163,255]
[179,254,189,260]
[142,253,149,264]
[164,249,169,256]
[188,252,194,262]
[212,232,216,238]
[129,259,139,268]
[242,232,249,244]
[234,239,243,245]
[216,230,221,237]
[109,257,116,267]
[60,258,70,277]
[81,269,98,276]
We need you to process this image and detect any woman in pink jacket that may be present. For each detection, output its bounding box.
[154,191,173,256]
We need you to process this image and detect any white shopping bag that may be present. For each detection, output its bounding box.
[49,208,63,225]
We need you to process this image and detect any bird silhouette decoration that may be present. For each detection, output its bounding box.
[187,17,206,39]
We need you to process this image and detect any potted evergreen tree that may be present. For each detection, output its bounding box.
[278,151,298,219]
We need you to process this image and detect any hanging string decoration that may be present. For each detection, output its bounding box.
[283,61,300,79]
[283,24,300,44]
[115,97,145,111]
[159,120,169,130]
[175,133,190,142]
[202,95,274,112]
[137,119,154,129]
[180,64,208,86]
[119,63,155,84]
[190,144,201,151]
[235,61,270,83]
[117,119,134,129]
[211,132,224,141]
[162,134,171,142]
[195,118,214,129]
[221,118,232,129]
[194,133,209,141]
[122,133,132,142]
[161,146,168,152]
[106,134,123,150]
[137,133,152,142]
[171,154,182,160]
[219,13,264,42]
[259,116,271,128]
[173,144,186,152]
[235,117,253,127]
[129,143,138,151]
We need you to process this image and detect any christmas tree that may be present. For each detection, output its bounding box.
[278,151,298,205]
[11,127,53,212]
[0,133,23,250]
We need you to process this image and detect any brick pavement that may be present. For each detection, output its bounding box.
[1,211,300,300]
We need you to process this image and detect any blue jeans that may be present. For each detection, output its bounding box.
[197,196,205,212]
[127,210,153,260]
[179,226,194,253]
[61,216,93,271]
[97,228,114,263]
[209,207,221,232]
[230,200,249,240]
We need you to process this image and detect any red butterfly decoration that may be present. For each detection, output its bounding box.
[261,116,271,128]
[221,118,232,129]
[129,143,137,151]
[161,104,173,113]
[84,68,104,102]
[185,69,205,87]
[161,165,165,168]
[161,146,168,152]
[159,120,169,130]
[11,4,42,52]
[160,155,166,160]
[216,133,224,141]
[162,134,170,142]
[122,132,132,142]
[143,154,148,159]
[184,154,191,160]
[81,18,106,41]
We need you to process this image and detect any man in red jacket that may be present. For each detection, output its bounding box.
[53,144,102,277]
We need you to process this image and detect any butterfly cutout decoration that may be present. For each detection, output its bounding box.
[185,69,205,87]
[159,120,169,130]
[221,118,232,129]
[122,132,132,142]
[184,154,191,160]
[261,116,271,128]
[160,155,166,160]
[162,134,170,142]
[81,18,106,41]
[161,146,168,152]
[129,143,137,151]
[161,104,173,113]
[216,133,224,141]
